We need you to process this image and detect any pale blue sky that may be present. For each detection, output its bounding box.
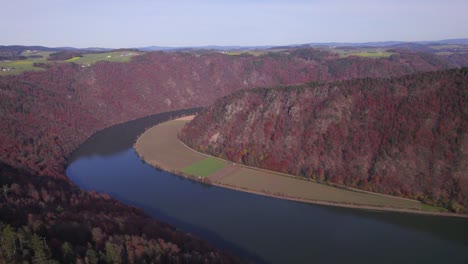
[2,0,467,48]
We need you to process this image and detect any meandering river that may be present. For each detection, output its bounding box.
[66,109,468,264]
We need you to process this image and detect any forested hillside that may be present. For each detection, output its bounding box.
[1,49,467,262]
[0,162,238,263]
[179,68,468,213]
[1,49,466,179]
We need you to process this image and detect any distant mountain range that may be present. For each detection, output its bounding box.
[0,45,112,54]
[138,38,468,51]
[1,38,467,54]
[305,38,468,47]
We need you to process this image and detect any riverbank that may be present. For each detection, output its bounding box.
[134,117,468,218]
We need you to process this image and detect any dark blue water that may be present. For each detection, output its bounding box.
[66,110,468,264]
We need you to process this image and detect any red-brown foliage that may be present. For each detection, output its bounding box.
[0,49,467,260]
[47,51,82,61]
[1,49,465,180]
[180,68,468,213]
[0,162,239,263]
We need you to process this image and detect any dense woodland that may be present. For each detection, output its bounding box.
[179,68,468,213]
[0,162,238,263]
[2,49,467,180]
[1,48,468,262]
[47,51,83,61]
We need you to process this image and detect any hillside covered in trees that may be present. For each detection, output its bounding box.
[1,48,468,262]
[0,162,239,263]
[179,68,468,213]
[2,49,467,180]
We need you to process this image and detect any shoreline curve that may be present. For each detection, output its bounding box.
[134,116,468,218]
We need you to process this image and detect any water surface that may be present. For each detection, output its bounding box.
[67,110,468,264]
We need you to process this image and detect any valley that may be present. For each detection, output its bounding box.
[68,111,468,264]
[179,68,468,213]
[1,43,468,262]
[136,117,439,214]
[3,0,468,262]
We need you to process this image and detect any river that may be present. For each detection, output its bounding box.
[66,109,468,264]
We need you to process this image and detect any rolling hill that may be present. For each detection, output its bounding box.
[179,68,468,213]
[1,47,468,261]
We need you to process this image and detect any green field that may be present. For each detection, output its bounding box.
[134,119,451,213]
[225,50,266,56]
[421,203,449,213]
[0,51,53,75]
[182,158,226,177]
[347,51,394,58]
[0,50,140,76]
[326,47,394,58]
[66,51,139,65]
[0,60,44,75]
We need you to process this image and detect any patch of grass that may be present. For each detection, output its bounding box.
[0,60,45,76]
[19,50,53,57]
[329,47,394,58]
[0,51,141,76]
[435,52,454,56]
[0,51,53,75]
[136,119,428,211]
[421,203,449,213]
[347,52,393,58]
[66,57,81,62]
[225,50,266,56]
[71,51,140,65]
[182,158,226,177]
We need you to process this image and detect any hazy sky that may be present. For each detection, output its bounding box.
[2,0,467,48]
